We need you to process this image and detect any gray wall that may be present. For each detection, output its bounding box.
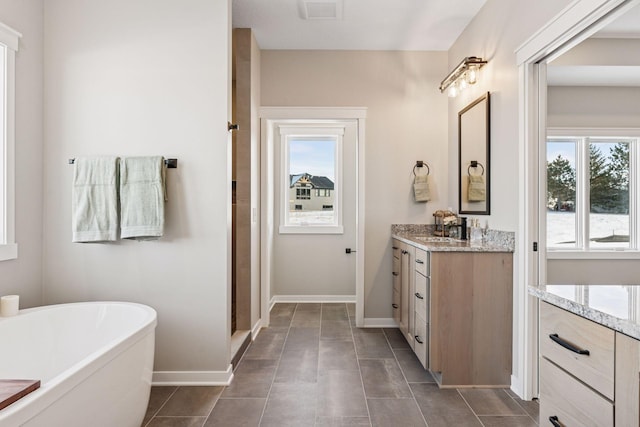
[0,0,44,309]
[41,0,232,377]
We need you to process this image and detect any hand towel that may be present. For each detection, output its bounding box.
[468,175,486,202]
[413,174,431,202]
[72,156,119,242]
[120,156,166,240]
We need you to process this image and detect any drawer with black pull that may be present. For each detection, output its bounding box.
[539,301,615,399]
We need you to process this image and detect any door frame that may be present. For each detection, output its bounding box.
[260,107,367,328]
[515,0,639,399]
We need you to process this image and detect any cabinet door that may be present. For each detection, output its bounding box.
[615,332,640,426]
[399,243,413,340]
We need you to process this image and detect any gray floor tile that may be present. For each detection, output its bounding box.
[317,370,368,417]
[354,332,395,359]
[157,386,223,417]
[203,398,265,426]
[504,390,539,424]
[296,303,321,312]
[261,383,317,426]
[459,389,527,416]
[283,327,320,351]
[383,328,411,349]
[352,327,383,334]
[478,416,538,427]
[292,310,322,327]
[271,303,297,315]
[346,303,356,317]
[322,305,349,321]
[359,359,412,398]
[146,417,206,427]
[319,340,359,371]
[411,383,482,427]
[367,398,426,427]
[274,348,319,383]
[316,416,371,426]
[221,359,278,397]
[321,320,353,340]
[144,386,178,425]
[393,349,434,383]
[244,328,287,360]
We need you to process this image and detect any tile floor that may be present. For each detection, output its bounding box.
[142,303,539,427]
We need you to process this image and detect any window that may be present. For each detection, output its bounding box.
[0,23,20,261]
[296,188,311,200]
[547,132,638,256]
[279,125,344,234]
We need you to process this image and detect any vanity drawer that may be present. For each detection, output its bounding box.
[540,302,615,400]
[540,357,613,427]
[414,315,428,369]
[414,248,428,276]
[414,271,429,318]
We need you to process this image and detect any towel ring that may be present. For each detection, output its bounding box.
[413,161,430,176]
[468,161,485,176]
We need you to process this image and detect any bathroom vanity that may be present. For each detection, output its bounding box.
[391,225,514,387]
[530,284,640,426]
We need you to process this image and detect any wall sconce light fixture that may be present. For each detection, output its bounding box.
[439,56,487,98]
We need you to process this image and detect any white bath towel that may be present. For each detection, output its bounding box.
[72,156,119,242]
[413,174,431,202]
[468,175,486,202]
[120,156,166,240]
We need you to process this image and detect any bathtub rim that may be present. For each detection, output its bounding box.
[0,301,157,425]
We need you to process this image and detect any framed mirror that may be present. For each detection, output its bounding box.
[459,92,490,215]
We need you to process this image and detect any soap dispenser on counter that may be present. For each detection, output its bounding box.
[458,217,467,240]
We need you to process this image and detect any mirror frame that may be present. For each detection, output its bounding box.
[458,92,490,215]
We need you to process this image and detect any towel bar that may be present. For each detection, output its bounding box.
[69,158,178,168]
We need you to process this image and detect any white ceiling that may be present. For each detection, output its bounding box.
[232,0,488,51]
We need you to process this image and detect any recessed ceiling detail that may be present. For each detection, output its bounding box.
[299,0,343,20]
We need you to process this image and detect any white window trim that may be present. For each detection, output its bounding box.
[0,23,20,261]
[278,125,345,235]
[547,128,640,258]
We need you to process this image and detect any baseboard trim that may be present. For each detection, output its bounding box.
[510,374,524,399]
[363,318,398,328]
[152,366,234,386]
[270,295,357,305]
[251,319,264,341]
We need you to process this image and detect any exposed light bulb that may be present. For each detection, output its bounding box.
[466,66,478,85]
[458,78,468,91]
[447,82,458,98]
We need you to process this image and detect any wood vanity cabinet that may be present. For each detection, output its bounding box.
[539,301,640,426]
[391,238,513,387]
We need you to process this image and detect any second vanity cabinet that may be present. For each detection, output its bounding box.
[391,237,513,387]
[539,301,640,426]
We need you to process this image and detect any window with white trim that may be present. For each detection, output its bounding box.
[279,125,344,234]
[0,23,20,261]
[547,132,639,255]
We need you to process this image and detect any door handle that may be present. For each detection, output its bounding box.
[392,304,399,309]
[415,293,424,300]
[415,335,424,344]
[549,416,562,427]
[415,259,424,264]
[392,272,399,276]
[345,248,357,254]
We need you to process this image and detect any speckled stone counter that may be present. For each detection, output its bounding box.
[529,284,640,340]
[391,224,515,253]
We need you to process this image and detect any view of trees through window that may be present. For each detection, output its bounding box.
[547,138,631,249]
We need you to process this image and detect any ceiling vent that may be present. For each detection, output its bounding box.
[299,0,343,20]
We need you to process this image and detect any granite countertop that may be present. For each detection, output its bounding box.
[529,284,640,340]
[391,224,515,253]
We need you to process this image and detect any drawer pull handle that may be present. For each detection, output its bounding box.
[392,304,399,309]
[415,293,424,300]
[392,272,399,276]
[415,335,424,344]
[392,246,399,250]
[549,333,590,356]
[415,259,424,264]
[549,415,562,427]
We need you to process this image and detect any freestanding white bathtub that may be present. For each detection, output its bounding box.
[0,301,157,427]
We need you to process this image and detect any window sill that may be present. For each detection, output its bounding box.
[547,250,640,260]
[0,244,18,261]
[279,225,344,235]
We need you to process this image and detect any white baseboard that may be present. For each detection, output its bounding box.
[510,374,524,399]
[270,295,357,306]
[251,319,264,340]
[152,366,234,386]
[363,318,398,328]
